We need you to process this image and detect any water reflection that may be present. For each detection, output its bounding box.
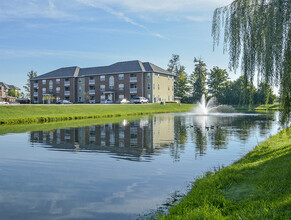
[30,115,175,162]
[30,113,277,161]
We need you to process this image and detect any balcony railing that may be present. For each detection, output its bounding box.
[64,81,70,86]
[89,80,95,85]
[130,88,137,93]
[64,91,70,96]
[130,77,137,82]
[33,83,38,88]
[34,92,38,96]
[89,90,95,95]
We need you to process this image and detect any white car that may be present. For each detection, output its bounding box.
[104,99,113,104]
[0,100,9,105]
[120,99,130,104]
[132,97,149,104]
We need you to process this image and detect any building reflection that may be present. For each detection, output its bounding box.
[30,115,175,162]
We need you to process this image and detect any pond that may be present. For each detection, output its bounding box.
[0,112,281,219]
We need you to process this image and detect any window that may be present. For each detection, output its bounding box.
[118,74,124,80]
[147,83,151,90]
[56,87,60,93]
[148,94,151,100]
[100,75,105,81]
[172,85,174,91]
[100,95,105,100]
[119,94,124,100]
[158,74,160,78]
[49,80,53,91]
[42,80,46,85]
[168,76,170,80]
[147,73,151,79]
[42,88,46,93]
[100,85,105,91]
[158,84,160,90]
[168,96,170,101]
[79,86,82,92]
[109,76,114,89]
[168,85,170,91]
[153,84,155,90]
[56,79,60,84]
[119,84,124,91]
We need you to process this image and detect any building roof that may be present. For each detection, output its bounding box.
[32,66,79,80]
[32,60,173,80]
[0,82,20,90]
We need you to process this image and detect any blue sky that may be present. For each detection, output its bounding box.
[0,0,235,91]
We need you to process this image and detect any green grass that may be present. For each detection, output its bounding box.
[0,115,143,135]
[233,102,281,111]
[0,103,193,124]
[160,126,291,219]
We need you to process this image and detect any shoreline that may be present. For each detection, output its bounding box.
[160,126,291,219]
[0,103,193,125]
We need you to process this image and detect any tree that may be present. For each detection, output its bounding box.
[8,88,20,98]
[167,54,189,100]
[23,70,37,98]
[175,65,190,100]
[255,82,276,105]
[212,0,291,122]
[190,57,208,101]
[207,66,229,102]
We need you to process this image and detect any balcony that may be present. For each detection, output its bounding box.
[64,91,70,96]
[130,77,137,82]
[64,81,70,86]
[130,88,137,93]
[34,92,38,96]
[89,90,95,95]
[89,79,95,85]
[33,83,38,88]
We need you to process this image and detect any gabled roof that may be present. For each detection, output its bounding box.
[32,60,173,80]
[0,82,20,90]
[142,62,172,75]
[78,60,146,76]
[32,66,79,80]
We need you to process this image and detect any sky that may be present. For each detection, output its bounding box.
[0,0,236,92]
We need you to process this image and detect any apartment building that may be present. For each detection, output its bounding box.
[30,60,174,104]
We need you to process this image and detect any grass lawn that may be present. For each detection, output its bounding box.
[233,102,281,111]
[160,126,291,219]
[0,103,194,124]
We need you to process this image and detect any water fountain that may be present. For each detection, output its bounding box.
[194,94,235,115]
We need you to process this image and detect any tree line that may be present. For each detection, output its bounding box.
[167,54,276,105]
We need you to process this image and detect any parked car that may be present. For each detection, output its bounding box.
[0,100,9,105]
[104,99,113,104]
[57,100,72,104]
[119,98,130,104]
[132,97,149,104]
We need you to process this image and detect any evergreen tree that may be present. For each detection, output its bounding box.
[167,54,189,100]
[190,57,208,101]
[207,66,229,102]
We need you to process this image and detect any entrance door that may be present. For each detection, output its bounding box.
[108,94,112,101]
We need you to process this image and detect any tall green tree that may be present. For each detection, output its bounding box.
[255,82,276,105]
[207,66,229,102]
[212,0,291,122]
[167,54,189,100]
[175,65,189,100]
[190,57,208,101]
[23,70,37,98]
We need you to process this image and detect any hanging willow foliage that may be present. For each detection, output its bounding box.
[212,0,291,123]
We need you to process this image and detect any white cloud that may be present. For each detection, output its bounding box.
[76,0,233,12]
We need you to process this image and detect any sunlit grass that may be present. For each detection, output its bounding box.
[160,127,291,219]
[0,103,193,124]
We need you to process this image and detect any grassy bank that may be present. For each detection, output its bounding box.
[0,103,193,124]
[0,115,143,135]
[160,127,291,219]
[233,102,281,111]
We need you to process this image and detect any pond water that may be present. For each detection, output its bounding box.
[0,112,281,219]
